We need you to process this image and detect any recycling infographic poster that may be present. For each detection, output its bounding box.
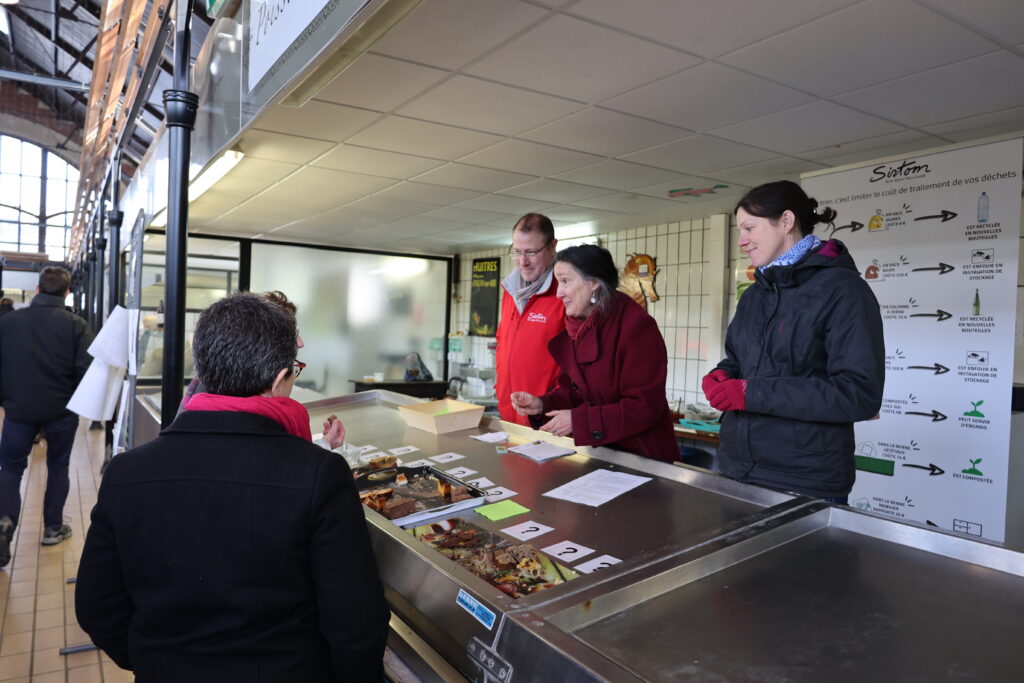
[802,137,1022,542]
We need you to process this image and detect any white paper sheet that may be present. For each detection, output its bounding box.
[543,469,652,507]
[445,466,477,479]
[466,477,495,489]
[88,305,130,368]
[469,432,508,443]
[541,540,595,563]
[501,520,554,541]
[508,441,575,462]
[389,445,420,455]
[431,452,465,463]
[574,554,622,574]
[66,360,126,421]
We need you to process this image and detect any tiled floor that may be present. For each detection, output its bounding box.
[0,417,133,682]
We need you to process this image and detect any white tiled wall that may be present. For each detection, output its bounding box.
[450,216,734,411]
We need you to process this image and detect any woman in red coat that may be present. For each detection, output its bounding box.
[511,245,677,462]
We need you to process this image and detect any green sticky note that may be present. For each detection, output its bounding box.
[476,500,529,521]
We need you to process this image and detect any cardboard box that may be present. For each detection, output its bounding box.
[398,399,484,434]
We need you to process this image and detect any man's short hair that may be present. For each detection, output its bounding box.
[39,266,71,296]
[192,292,297,397]
[513,213,555,244]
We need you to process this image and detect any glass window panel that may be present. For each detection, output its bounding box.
[0,205,17,222]
[0,136,19,171]
[0,173,19,207]
[0,225,18,242]
[19,141,41,178]
[46,152,68,181]
[67,165,79,183]
[46,179,68,218]
[250,244,448,397]
[0,241,18,252]
[49,246,66,262]
[20,178,41,218]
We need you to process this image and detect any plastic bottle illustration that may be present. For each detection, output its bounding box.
[972,288,981,316]
[978,192,989,223]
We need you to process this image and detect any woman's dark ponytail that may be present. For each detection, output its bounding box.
[735,180,836,236]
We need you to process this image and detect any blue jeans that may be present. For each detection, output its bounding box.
[0,413,80,530]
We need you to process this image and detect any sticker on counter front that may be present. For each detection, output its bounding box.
[389,445,420,456]
[455,589,496,630]
[541,541,595,563]
[501,520,554,541]
[482,486,517,501]
[431,452,465,463]
[467,476,495,489]
[574,554,622,574]
[402,458,433,468]
[446,466,478,479]
[470,432,508,443]
[356,445,378,454]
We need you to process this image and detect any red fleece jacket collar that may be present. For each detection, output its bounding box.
[184,394,312,441]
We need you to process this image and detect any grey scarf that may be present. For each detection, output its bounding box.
[502,266,554,313]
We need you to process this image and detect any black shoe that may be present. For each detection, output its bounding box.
[0,516,13,568]
[41,524,72,546]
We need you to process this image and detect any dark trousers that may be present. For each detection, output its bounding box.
[0,413,80,529]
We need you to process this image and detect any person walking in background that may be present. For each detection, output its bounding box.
[0,267,94,568]
[511,245,677,462]
[703,180,884,503]
[495,213,566,425]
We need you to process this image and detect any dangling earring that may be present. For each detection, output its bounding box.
[590,294,597,304]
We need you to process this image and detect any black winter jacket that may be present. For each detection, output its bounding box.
[75,410,389,682]
[716,239,884,498]
[0,293,94,423]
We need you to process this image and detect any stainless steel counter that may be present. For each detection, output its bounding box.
[306,391,1024,682]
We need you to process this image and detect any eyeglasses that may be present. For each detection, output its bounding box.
[292,360,307,378]
[508,241,551,260]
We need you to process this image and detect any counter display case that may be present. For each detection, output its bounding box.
[306,390,1024,682]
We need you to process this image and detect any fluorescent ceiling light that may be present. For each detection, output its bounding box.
[150,150,244,227]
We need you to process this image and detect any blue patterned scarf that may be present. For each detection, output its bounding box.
[760,234,822,272]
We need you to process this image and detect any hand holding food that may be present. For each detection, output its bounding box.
[510,391,543,416]
[323,414,346,449]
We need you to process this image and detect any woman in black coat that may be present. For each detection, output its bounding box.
[703,181,884,503]
[76,293,388,682]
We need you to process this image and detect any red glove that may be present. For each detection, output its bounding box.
[701,369,730,400]
[707,379,747,412]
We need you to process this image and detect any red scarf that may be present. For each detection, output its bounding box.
[185,393,313,441]
[565,309,600,342]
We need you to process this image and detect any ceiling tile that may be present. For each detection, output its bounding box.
[343,195,442,218]
[237,130,335,164]
[412,163,536,192]
[924,0,1024,46]
[622,135,777,174]
[315,54,448,111]
[311,145,444,178]
[458,140,602,175]
[923,104,1024,142]
[603,63,816,132]
[211,175,276,198]
[553,160,680,189]
[521,108,689,156]
[253,101,380,142]
[721,0,997,97]
[455,195,558,215]
[274,166,399,196]
[713,157,829,187]
[573,193,684,214]
[373,216,467,237]
[498,179,614,203]
[347,116,503,160]
[544,206,629,223]
[711,101,903,154]
[423,206,515,224]
[801,130,946,164]
[397,76,584,136]
[223,157,299,183]
[568,0,862,58]
[372,182,484,205]
[369,0,548,70]
[834,52,1024,128]
[466,14,701,103]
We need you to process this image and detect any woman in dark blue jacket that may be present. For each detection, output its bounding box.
[703,181,884,502]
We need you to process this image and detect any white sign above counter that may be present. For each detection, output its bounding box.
[247,0,368,92]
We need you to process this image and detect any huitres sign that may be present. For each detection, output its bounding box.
[802,137,1022,542]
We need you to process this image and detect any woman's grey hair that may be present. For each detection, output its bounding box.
[192,292,297,397]
[554,245,620,314]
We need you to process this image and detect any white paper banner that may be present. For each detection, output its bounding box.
[67,360,127,421]
[89,305,130,368]
[802,137,1022,542]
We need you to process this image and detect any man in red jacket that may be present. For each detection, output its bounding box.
[495,213,566,424]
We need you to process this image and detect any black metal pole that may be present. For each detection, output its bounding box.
[160,0,197,427]
[107,151,123,312]
[95,195,107,330]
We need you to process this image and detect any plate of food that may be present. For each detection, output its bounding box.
[355,466,487,527]
[410,518,578,598]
